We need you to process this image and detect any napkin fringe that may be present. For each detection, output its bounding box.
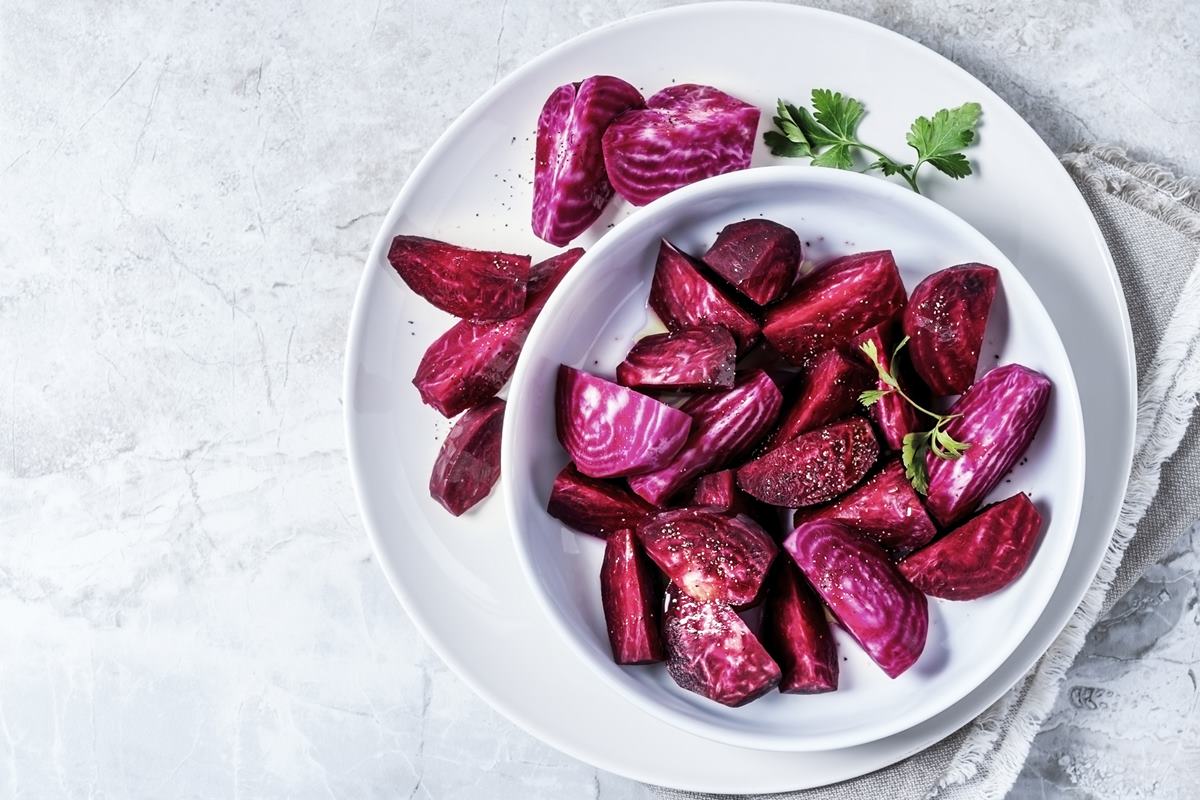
[1062,145,1200,234]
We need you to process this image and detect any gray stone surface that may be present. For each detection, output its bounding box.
[1,0,1196,797]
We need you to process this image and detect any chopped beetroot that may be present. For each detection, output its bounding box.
[692,469,739,510]
[785,520,927,678]
[601,529,666,664]
[925,364,1051,526]
[663,585,781,706]
[903,264,999,395]
[556,366,692,479]
[388,236,530,321]
[760,561,838,693]
[602,84,760,207]
[852,321,920,451]
[547,463,655,539]
[428,398,505,516]
[769,348,872,446]
[763,251,907,365]
[737,417,879,507]
[616,326,736,391]
[533,77,645,246]
[899,493,1043,600]
[649,240,761,353]
[636,507,777,606]
[701,219,802,306]
[628,370,782,506]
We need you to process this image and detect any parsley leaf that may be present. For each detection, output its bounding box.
[859,388,892,407]
[902,431,932,495]
[907,102,982,179]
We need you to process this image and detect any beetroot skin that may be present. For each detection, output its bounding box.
[649,240,761,353]
[903,264,999,395]
[769,348,872,446]
[900,493,1043,600]
[663,585,782,707]
[533,77,645,246]
[702,219,802,306]
[853,321,920,451]
[737,417,879,508]
[760,561,839,693]
[616,326,736,391]
[547,463,655,539]
[785,520,928,678]
[388,236,530,321]
[601,529,666,664]
[428,398,505,516]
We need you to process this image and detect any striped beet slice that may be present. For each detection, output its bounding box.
[616,326,736,390]
[737,418,879,508]
[769,348,872,446]
[760,560,838,693]
[428,398,505,516]
[903,264,999,395]
[701,219,802,306]
[388,236,530,321]
[852,320,920,451]
[601,529,665,664]
[546,462,654,539]
[649,240,760,353]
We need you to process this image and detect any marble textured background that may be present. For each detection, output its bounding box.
[1,0,1197,797]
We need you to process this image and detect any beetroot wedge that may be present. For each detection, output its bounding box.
[769,348,872,446]
[649,240,760,353]
[692,469,740,511]
[616,326,736,390]
[663,585,781,706]
[533,76,645,246]
[701,219,802,306]
[925,364,1051,526]
[602,84,760,207]
[760,561,838,693]
[853,321,920,451]
[737,417,879,508]
[428,398,505,516]
[793,460,938,558]
[785,520,927,678]
[547,463,655,539]
[414,249,584,417]
[763,251,907,365]
[903,264,999,395]
[900,493,1043,600]
[601,529,666,664]
[628,370,782,506]
[388,236,530,321]
[556,366,691,479]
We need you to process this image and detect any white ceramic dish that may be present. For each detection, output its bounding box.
[344,3,1135,791]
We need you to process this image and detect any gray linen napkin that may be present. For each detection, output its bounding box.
[653,145,1200,800]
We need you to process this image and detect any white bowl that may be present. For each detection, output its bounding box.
[502,166,1084,752]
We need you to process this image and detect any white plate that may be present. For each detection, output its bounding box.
[344,3,1135,792]
[504,166,1085,752]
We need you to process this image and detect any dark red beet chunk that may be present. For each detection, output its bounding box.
[649,240,760,353]
[428,398,505,516]
[547,463,655,539]
[793,460,938,558]
[692,469,739,510]
[388,236,530,321]
[769,348,872,446]
[533,77,645,246]
[899,493,1043,600]
[785,520,927,678]
[925,364,1051,526]
[636,507,777,606]
[616,326,736,390]
[763,251,907,365]
[760,561,838,693]
[903,264,999,395]
[701,219,802,306]
[663,585,781,707]
[601,529,666,664]
[852,321,920,451]
[414,249,584,418]
[737,418,879,507]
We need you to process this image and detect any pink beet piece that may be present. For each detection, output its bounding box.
[702,219,802,306]
[900,493,1043,600]
[760,561,838,693]
[533,76,645,246]
[793,460,938,558]
[556,366,692,479]
[852,321,920,451]
[628,370,783,506]
[546,462,655,539]
[925,364,1051,526]
[601,529,666,664]
[636,507,777,606]
[663,585,781,707]
[414,249,584,418]
[602,84,760,207]
[737,418,879,508]
[649,240,761,353]
[769,348,872,447]
[616,326,736,390]
[903,264,999,396]
[785,520,927,678]
[428,398,505,516]
[388,236,530,321]
[763,251,907,365]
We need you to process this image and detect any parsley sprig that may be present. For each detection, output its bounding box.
[764,89,982,194]
[857,337,970,494]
